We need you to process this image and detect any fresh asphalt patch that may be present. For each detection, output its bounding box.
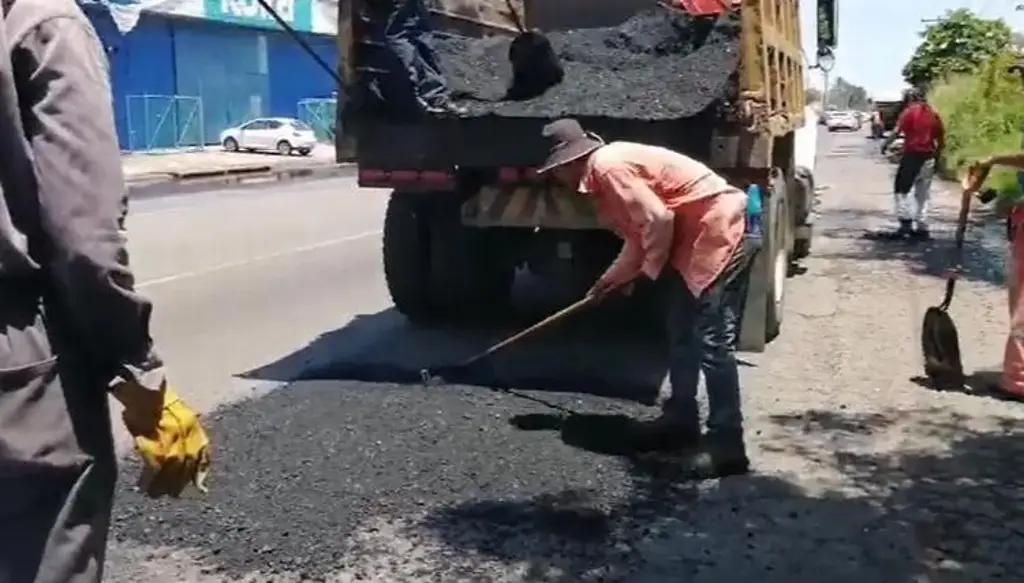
[110,380,655,581]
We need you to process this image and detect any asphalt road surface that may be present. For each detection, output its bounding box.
[106,131,1024,583]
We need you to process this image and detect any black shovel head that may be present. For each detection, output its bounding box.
[921,305,965,390]
[504,30,564,101]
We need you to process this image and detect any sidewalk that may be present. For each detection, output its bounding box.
[122,144,349,196]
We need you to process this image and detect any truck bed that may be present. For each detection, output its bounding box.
[354,111,718,170]
[353,8,739,171]
[436,10,741,120]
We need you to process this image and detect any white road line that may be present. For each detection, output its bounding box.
[136,230,382,289]
[131,187,342,218]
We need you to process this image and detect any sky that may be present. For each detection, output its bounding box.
[798,0,1024,98]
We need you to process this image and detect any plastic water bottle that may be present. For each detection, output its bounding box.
[746,184,764,239]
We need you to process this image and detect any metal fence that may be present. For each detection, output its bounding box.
[125,94,205,152]
[297,98,337,143]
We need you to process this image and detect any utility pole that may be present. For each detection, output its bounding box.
[815,48,836,109]
[822,70,830,109]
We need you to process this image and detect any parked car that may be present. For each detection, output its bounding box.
[220,117,318,156]
[826,110,860,132]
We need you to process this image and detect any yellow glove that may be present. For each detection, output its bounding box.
[114,382,211,498]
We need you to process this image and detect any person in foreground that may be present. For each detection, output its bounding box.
[0,2,210,582]
[964,155,1024,401]
[881,88,944,240]
[537,118,757,479]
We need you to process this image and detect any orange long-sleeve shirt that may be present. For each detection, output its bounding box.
[579,141,747,296]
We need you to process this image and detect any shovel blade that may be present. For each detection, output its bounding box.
[921,306,965,389]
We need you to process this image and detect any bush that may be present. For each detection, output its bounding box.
[928,52,1024,199]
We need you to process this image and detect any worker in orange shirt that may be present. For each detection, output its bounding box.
[964,154,1024,400]
[537,119,757,479]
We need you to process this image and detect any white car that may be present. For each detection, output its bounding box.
[826,111,860,132]
[219,117,318,156]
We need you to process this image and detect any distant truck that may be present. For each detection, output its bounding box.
[337,0,839,352]
[874,98,905,135]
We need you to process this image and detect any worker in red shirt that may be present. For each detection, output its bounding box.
[881,88,945,240]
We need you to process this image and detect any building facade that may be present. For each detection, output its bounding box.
[82,0,339,151]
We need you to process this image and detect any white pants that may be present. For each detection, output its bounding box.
[893,158,934,227]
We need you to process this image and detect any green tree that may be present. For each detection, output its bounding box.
[902,9,1011,88]
[805,87,822,104]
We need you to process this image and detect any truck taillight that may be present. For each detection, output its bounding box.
[665,0,738,16]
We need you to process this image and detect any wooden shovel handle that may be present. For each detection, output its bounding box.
[461,294,599,367]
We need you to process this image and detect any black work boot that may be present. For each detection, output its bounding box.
[885,219,914,240]
[911,224,931,241]
[625,414,701,453]
[680,439,750,480]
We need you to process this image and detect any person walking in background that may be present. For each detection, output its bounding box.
[537,118,758,479]
[0,2,210,582]
[964,153,1024,400]
[881,88,945,240]
[870,108,883,139]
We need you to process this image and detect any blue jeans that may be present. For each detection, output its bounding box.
[390,0,449,105]
[662,240,756,447]
[366,0,448,107]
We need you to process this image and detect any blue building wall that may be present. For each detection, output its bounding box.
[85,8,177,150]
[83,6,338,151]
[173,19,271,145]
[267,32,337,118]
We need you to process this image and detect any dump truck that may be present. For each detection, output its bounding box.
[873,91,905,134]
[337,0,839,352]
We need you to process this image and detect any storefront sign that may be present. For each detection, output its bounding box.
[204,0,314,32]
[82,0,334,35]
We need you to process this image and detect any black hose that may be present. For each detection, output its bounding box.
[503,0,526,32]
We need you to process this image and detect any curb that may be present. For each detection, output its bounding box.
[126,163,356,199]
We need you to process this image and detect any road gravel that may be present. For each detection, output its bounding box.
[106,132,1024,582]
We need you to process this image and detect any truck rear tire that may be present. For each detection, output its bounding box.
[427,200,515,322]
[383,191,515,326]
[792,166,815,259]
[383,191,436,324]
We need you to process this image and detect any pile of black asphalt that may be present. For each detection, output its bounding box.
[438,9,741,120]
[109,381,657,581]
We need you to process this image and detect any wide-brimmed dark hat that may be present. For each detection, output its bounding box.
[537,118,604,174]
